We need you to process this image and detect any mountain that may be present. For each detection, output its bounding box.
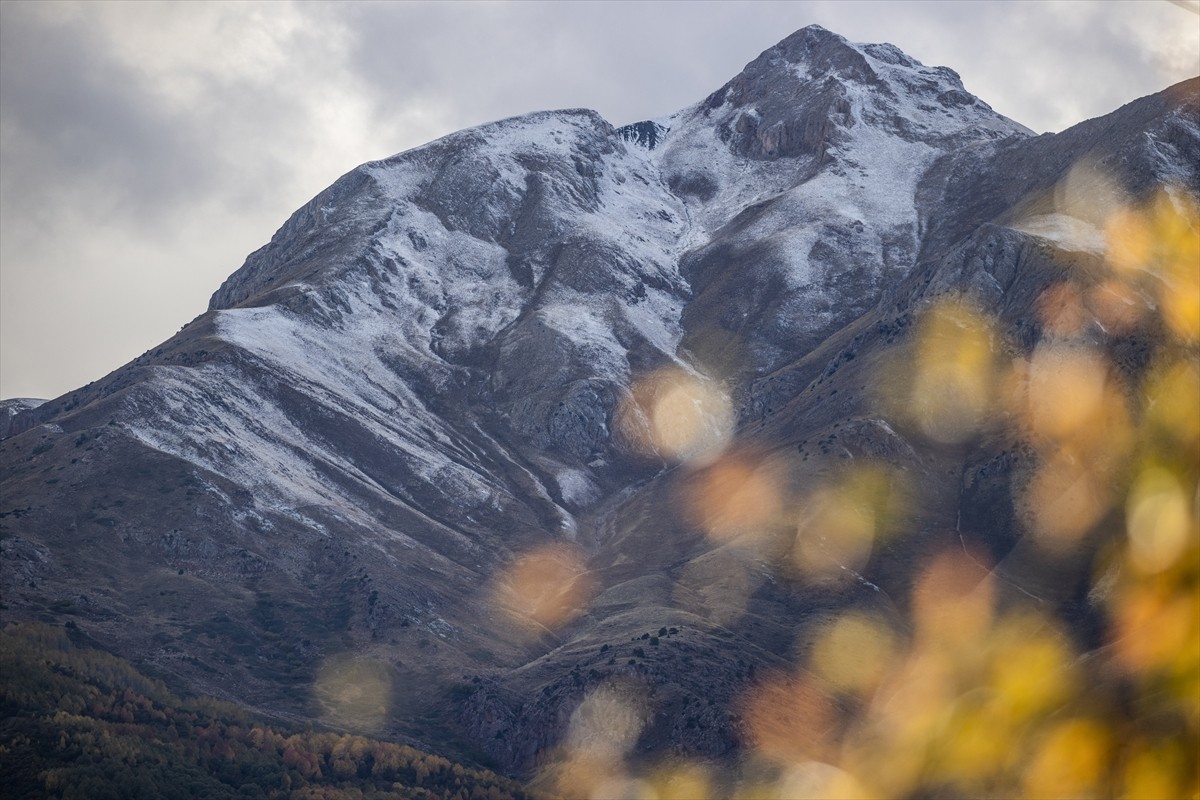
[2,24,1198,788]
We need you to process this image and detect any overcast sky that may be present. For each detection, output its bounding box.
[1,0,1197,401]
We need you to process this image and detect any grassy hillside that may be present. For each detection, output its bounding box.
[0,622,537,800]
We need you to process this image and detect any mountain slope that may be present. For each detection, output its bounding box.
[2,25,1197,780]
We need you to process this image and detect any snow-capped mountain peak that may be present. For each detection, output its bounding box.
[3,24,1196,780]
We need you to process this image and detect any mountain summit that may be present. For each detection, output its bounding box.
[2,26,1197,784]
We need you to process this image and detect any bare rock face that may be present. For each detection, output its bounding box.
[2,23,1197,778]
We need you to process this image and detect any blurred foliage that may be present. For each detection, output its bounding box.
[735,186,1200,800]
[529,181,1199,798]
[0,622,538,800]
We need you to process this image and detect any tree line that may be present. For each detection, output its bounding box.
[0,622,538,800]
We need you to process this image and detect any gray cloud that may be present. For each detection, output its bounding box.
[1,0,1196,400]
[0,8,208,227]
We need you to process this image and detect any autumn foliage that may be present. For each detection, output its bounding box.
[0,623,536,800]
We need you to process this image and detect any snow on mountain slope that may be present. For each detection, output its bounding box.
[616,26,1033,377]
[140,25,1029,549]
[4,25,1194,779]
[0,21,1039,722]
[656,26,1029,234]
[0,398,45,440]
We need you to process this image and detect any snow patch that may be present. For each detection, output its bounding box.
[555,468,600,507]
[1011,214,1106,254]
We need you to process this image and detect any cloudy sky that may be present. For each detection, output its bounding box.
[1,0,1197,400]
